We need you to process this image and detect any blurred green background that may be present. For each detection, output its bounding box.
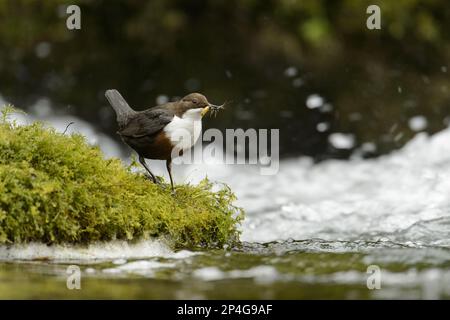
[0,0,448,159]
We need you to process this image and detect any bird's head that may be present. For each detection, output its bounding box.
[180,93,225,118]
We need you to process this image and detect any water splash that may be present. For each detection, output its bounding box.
[184,127,450,247]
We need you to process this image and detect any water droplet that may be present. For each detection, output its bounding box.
[316,122,329,132]
[328,133,355,149]
[349,113,362,121]
[306,94,324,109]
[422,76,430,84]
[156,95,169,105]
[409,115,428,131]
[30,98,52,117]
[284,66,298,77]
[394,132,404,142]
[35,42,51,59]
[320,103,333,113]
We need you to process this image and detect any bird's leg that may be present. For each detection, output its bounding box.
[166,159,175,193]
[139,156,158,184]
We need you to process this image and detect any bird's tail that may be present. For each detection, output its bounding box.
[105,89,136,127]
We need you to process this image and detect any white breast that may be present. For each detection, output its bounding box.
[163,108,203,151]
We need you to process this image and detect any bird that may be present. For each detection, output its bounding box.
[105,89,224,192]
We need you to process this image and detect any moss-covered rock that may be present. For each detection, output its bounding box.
[0,106,244,248]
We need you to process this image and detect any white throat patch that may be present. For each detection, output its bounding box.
[163,108,203,152]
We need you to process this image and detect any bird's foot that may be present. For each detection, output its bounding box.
[155,176,165,185]
[157,182,176,194]
[144,174,175,194]
[145,173,160,184]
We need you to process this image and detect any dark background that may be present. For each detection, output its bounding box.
[0,0,449,160]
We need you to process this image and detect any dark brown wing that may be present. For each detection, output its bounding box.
[118,107,174,138]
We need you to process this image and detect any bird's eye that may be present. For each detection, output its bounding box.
[192,98,198,104]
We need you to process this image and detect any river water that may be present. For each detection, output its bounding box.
[0,109,449,299]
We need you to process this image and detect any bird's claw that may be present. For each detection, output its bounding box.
[158,183,176,195]
[145,174,160,184]
[145,175,175,194]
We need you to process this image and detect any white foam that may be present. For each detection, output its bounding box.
[193,266,280,284]
[181,127,450,246]
[103,260,176,276]
[0,239,198,262]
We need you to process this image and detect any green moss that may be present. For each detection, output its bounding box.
[0,106,244,247]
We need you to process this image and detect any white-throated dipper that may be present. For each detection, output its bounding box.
[105,89,223,192]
